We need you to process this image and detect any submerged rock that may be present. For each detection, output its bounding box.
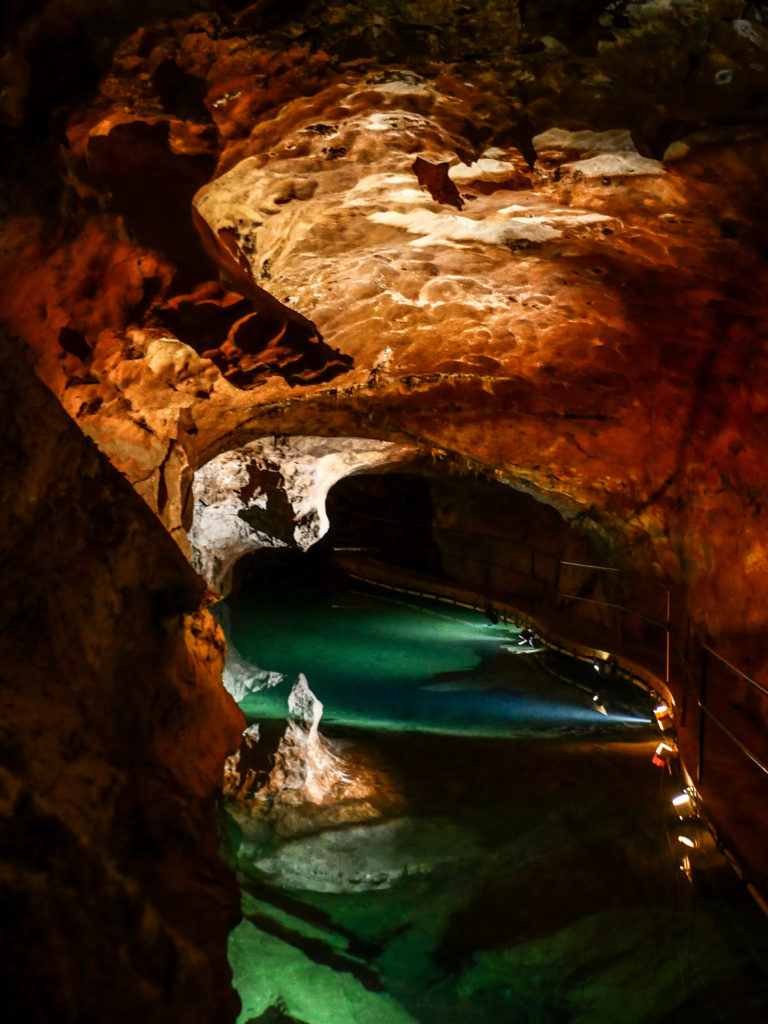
[251,816,481,893]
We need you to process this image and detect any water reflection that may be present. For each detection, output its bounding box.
[221,579,768,1024]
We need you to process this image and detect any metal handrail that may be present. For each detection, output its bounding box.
[333,515,768,792]
[559,559,670,588]
[703,643,768,700]
[700,705,768,778]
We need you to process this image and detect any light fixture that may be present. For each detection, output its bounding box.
[653,702,674,731]
[592,694,607,715]
[678,834,696,849]
[651,741,676,767]
[672,791,693,813]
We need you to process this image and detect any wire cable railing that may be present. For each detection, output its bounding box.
[331,515,768,805]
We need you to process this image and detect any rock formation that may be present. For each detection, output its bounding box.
[224,672,401,844]
[189,435,413,590]
[3,0,768,1018]
[2,1,768,680]
[0,332,244,1022]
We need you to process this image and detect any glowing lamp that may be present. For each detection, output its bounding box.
[672,792,692,810]
[653,702,674,731]
[651,741,676,767]
[678,835,695,849]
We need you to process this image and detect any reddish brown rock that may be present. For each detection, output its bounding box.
[2,4,768,1005]
[4,31,768,689]
[0,332,244,1022]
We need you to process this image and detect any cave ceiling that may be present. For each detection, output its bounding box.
[2,1,768,665]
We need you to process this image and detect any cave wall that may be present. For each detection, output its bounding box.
[0,333,244,1022]
[325,468,662,643]
[188,434,415,590]
[2,3,768,1009]
[2,1,768,690]
[429,474,606,603]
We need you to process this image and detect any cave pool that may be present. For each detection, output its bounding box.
[220,570,768,1024]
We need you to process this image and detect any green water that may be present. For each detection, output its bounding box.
[222,576,768,1024]
[228,581,649,737]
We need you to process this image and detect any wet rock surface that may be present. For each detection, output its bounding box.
[224,670,404,846]
[0,332,244,1022]
[2,2,768,684]
[3,2,768,1019]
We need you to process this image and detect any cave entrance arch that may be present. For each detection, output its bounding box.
[323,468,615,630]
[186,436,668,655]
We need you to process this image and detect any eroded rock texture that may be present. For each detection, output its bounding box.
[2,1,768,1010]
[189,435,413,589]
[2,1,768,685]
[0,333,244,1022]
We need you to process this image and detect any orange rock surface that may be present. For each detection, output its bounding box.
[3,1,768,1017]
[0,333,244,1021]
[3,27,768,681]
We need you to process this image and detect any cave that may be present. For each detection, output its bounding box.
[3,1,768,1022]
[217,468,768,1021]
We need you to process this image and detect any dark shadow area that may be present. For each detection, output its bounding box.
[86,121,218,279]
[230,543,338,596]
[326,472,442,575]
[155,281,354,389]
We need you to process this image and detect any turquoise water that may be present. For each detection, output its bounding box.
[227,581,649,737]
[222,574,768,1024]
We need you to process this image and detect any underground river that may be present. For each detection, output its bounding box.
[218,555,768,1024]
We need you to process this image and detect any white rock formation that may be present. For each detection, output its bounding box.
[271,674,351,804]
[187,435,414,590]
[223,645,284,704]
[253,816,481,893]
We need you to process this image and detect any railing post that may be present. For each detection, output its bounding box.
[680,666,689,727]
[697,646,707,785]
[665,588,671,688]
[617,571,624,654]
[484,532,490,606]
[685,611,691,663]
[528,546,535,616]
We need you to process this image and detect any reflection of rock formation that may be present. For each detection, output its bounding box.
[224,674,403,842]
[216,600,285,703]
[270,675,350,805]
[189,435,413,590]
[223,648,284,705]
[252,816,481,894]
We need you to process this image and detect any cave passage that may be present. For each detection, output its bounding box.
[226,558,647,737]
[220,556,768,1024]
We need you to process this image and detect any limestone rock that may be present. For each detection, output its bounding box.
[271,674,341,802]
[188,435,414,590]
[0,332,244,1022]
[2,2,768,1014]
